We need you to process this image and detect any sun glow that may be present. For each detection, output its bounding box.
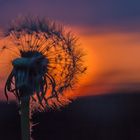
[71,27,140,96]
[1,26,140,100]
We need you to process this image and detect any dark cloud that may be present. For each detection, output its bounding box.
[84,68,140,94]
[0,0,140,32]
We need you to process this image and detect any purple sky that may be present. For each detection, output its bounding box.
[0,0,139,33]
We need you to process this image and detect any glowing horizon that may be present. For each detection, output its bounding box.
[71,26,140,97]
[0,25,140,100]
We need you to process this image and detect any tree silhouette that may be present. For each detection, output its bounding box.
[0,16,86,140]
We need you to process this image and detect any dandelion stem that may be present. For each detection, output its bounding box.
[20,96,30,140]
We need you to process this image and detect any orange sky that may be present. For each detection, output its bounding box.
[0,27,140,100]
[69,27,140,97]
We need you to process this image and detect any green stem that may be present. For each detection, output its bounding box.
[20,97,30,140]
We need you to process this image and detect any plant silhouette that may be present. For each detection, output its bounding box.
[0,16,86,140]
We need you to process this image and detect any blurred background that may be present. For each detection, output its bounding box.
[0,0,140,140]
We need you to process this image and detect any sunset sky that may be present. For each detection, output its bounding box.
[0,0,140,99]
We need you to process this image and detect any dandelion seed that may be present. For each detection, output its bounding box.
[0,16,86,140]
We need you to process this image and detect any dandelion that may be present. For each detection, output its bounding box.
[0,16,86,140]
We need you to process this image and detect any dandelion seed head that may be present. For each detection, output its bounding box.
[1,16,86,110]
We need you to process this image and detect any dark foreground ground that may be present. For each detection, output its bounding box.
[0,93,140,140]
